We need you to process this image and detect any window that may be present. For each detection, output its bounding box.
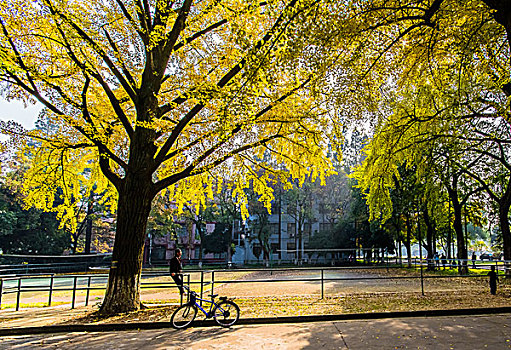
[287,223,296,237]
[151,246,166,262]
[176,224,187,237]
[287,242,296,251]
[269,223,280,235]
[303,223,312,237]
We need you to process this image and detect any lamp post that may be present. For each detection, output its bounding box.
[148,232,152,267]
[417,202,424,296]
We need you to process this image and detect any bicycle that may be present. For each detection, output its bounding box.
[170,285,240,329]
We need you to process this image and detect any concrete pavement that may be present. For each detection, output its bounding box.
[1,314,511,349]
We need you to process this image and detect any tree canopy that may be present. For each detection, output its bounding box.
[351,0,511,270]
[3,0,511,313]
[0,0,344,314]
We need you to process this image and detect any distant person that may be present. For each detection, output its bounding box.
[472,252,477,269]
[434,253,440,269]
[488,265,499,295]
[170,248,184,294]
[441,254,447,269]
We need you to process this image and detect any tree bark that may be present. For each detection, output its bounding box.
[99,177,154,315]
[448,189,468,275]
[482,0,511,49]
[499,195,511,277]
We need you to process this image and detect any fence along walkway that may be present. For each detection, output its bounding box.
[0,259,508,311]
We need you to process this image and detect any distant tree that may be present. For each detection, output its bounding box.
[202,222,233,256]
[283,179,314,264]
[248,191,272,265]
[0,185,69,254]
[201,184,240,261]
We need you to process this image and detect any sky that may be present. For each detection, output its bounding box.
[0,98,40,129]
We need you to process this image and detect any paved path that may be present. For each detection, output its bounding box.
[1,314,510,349]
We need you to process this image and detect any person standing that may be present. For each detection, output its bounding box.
[488,265,499,295]
[441,254,447,270]
[170,248,184,294]
[472,252,477,269]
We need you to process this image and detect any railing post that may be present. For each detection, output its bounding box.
[179,274,184,306]
[48,274,54,307]
[419,258,424,296]
[187,274,191,305]
[200,271,204,307]
[85,276,91,307]
[211,271,215,296]
[71,276,77,309]
[16,278,21,311]
[321,269,324,299]
[0,279,3,310]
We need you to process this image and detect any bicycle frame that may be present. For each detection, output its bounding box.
[191,296,219,318]
[181,285,230,318]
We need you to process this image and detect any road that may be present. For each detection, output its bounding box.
[1,314,510,349]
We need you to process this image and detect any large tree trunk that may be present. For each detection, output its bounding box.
[499,199,511,277]
[447,202,452,260]
[449,190,468,275]
[482,0,511,48]
[99,179,154,315]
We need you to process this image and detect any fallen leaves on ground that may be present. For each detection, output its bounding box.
[62,287,511,325]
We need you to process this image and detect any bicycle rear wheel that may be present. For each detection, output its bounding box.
[171,304,197,329]
[213,300,240,327]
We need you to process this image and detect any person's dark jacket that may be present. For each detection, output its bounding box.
[169,256,182,275]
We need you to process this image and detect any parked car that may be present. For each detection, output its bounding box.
[493,252,503,260]
[479,252,493,261]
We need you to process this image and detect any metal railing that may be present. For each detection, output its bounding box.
[0,262,101,276]
[0,259,508,311]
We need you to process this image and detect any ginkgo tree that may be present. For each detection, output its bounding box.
[350,0,511,268]
[0,0,346,314]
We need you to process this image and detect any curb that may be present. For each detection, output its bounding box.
[1,307,511,336]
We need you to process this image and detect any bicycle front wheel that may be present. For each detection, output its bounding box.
[171,304,197,329]
[213,300,240,327]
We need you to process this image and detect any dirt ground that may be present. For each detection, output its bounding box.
[24,268,508,325]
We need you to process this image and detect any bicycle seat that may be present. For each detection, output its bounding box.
[208,294,218,298]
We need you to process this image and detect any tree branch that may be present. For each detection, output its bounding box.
[114,0,149,44]
[43,0,137,102]
[153,134,283,194]
[153,0,303,168]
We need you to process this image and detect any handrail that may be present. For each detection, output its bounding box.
[0,263,506,311]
